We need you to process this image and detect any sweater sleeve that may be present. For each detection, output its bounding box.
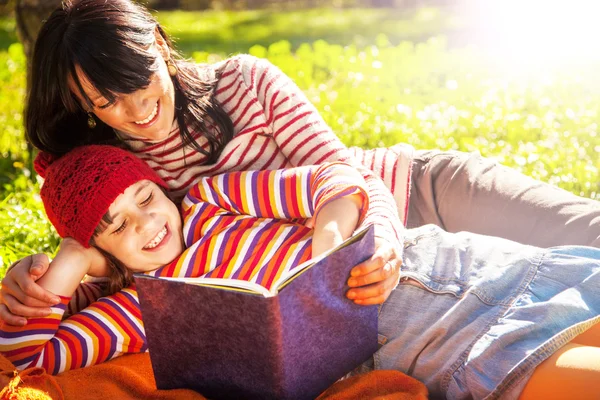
[234,55,404,252]
[155,163,370,282]
[181,162,369,238]
[64,281,106,317]
[0,288,146,375]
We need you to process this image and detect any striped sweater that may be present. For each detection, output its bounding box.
[0,162,369,374]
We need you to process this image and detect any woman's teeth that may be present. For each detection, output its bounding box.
[144,226,167,249]
[134,103,158,125]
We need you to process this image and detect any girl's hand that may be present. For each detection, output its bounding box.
[0,253,60,326]
[346,238,401,305]
[36,238,107,297]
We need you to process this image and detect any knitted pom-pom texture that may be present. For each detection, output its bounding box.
[40,145,167,247]
[33,151,58,178]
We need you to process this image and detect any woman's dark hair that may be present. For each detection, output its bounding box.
[26,0,233,161]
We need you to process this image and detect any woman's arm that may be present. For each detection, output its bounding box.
[0,287,146,374]
[0,240,108,326]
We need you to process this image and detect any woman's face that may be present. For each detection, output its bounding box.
[93,180,184,273]
[71,30,176,142]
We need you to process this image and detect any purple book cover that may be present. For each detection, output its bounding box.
[135,225,378,400]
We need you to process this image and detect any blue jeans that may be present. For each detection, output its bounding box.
[371,225,600,399]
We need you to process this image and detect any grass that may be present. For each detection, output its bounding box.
[0,6,599,277]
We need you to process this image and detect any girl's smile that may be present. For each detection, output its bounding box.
[93,180,184,272]
[142,222,171,251]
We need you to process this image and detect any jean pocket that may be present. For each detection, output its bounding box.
[398,273,467,298]
[402,226,542,306]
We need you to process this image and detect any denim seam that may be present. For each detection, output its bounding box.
[484,316,600,400]
[439,250,544,395]
[484,250,600,399]
[400,272,514,307]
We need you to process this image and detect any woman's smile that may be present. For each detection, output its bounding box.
[134,100,160,127]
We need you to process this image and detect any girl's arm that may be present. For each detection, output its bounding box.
[0,287,146,374]
[182,162,369,236]
[229,55,404,252]
[150,162,368,283]
[35,238,108,297]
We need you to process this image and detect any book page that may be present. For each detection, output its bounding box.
[151,226,371,298]
[154,276,272,297]
[271,226,371,292]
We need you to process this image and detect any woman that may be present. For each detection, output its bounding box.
[1,0,599,325]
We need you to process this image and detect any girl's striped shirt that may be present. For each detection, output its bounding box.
[0,162,369,374]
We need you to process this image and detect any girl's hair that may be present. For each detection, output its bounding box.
[26,0,233,161]
[90,217,134,296]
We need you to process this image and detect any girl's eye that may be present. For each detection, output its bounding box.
[140,192,154,206]
[113,220,127,235]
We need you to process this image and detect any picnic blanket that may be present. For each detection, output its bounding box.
[0,353,428,400]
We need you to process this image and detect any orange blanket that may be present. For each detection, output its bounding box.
[0,353,427,400]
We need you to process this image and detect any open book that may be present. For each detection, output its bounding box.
[134,225,378,400]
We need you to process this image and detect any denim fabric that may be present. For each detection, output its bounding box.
[371,225,600,400]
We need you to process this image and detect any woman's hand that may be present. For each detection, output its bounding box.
[346,238,401,305]
[0,253,60,326]
[0,239,108,326]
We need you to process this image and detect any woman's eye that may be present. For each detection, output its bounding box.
[140,192,154,206]
[113,220,127,234]
[98,99,117,110]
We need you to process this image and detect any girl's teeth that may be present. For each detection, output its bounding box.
[145,226,167,249]
[134,103,158,125]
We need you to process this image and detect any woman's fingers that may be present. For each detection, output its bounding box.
[28,253,51,277]
[2,293,52,319]
[348,260,397,287]
[9,254,58,305]
[349,242,394,278]
[0,303,27,327]
[347,272,399,305]
[346,238,402,305]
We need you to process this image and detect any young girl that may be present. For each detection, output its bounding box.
[1,145,599,400]
[2,0,600,324]
[0,145,375,373]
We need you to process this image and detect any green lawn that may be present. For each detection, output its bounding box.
[0,7,599,277]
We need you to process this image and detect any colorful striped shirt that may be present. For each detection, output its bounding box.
[0,162,369,374]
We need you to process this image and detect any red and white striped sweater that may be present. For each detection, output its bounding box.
[119,54,413,244]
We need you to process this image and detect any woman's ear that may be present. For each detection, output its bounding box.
[154,27,171,61]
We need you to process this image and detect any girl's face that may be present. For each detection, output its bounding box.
[71,30,176,142]
[94,180,184,272]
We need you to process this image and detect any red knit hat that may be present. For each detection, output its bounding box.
[34,145,168,248]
